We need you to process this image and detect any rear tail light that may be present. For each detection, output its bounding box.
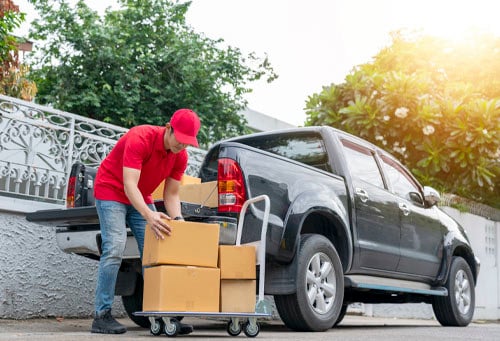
[217,158,246,213]
[66,176,76,208]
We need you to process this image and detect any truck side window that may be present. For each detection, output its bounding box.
[341,139,385,189]
[380,154,422,202]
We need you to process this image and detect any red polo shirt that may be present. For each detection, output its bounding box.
[94,125,188,204]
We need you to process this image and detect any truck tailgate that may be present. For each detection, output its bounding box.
[26,206,99,226]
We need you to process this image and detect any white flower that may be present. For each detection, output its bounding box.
[394,107,409,118]
[375,135,384,141]
[422,125,435,135]
[483,129,488,135]
[393,146,407,155]
[383,115,390,121]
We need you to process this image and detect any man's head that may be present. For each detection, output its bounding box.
[165,109,201,153]
[170,109,201,147]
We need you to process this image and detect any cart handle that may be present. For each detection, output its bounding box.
[235,194,270,303]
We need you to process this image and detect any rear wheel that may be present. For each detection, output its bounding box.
[432,256,475,326]
[122,273,184,328]
[333,304,348,327]
[274,234,344,331]
[122,273,150,328]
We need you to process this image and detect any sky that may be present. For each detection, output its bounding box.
[14,0,500,126]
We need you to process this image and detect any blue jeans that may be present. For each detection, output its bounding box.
[94,199,155,315]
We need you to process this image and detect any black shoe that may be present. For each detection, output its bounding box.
[173,319,194,335]
[91,309,127,334]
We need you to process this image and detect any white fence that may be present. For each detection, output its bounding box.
[0,95,206,208]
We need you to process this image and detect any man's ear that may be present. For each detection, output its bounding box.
[165,123,174,135]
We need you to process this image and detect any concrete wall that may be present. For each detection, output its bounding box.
[1,201,499,320]
[240,108,296,132]
[0,198,126,319]
[443,208,499,320]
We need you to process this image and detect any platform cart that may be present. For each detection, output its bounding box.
[134,195,272,337]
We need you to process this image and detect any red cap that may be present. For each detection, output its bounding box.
[170,109,201,147]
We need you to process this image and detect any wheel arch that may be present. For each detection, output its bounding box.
[299,208,352,273]
[436,243,479,288]
[453,245,479,285]
[265,206,352,295]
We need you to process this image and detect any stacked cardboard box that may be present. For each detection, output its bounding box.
[152,174,202,201]
[179,181,218,207]
[143,177,257,313]
[142,220,221,312]
[218,245,257,313]
[152,176,217,206]
[143,223,258,313]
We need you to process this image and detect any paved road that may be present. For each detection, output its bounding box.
[1,315,499,340]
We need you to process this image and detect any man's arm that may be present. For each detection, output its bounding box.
[163,177,183,219]
[123,167,171,239]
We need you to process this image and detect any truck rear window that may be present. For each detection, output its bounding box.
[237,133,331,172]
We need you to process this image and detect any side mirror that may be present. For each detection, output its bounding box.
[408,192,424,205]
[423,186,441,207]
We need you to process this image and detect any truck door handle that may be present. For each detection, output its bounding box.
[355,188,369,203]
[399,202,411,216]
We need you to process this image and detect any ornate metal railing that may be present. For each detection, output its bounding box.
[0,95,206,205]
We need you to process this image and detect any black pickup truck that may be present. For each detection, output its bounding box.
[27,126,480,331]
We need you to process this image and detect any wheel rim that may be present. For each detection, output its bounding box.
[228,321,241,336]
[165,321,178,335]
[151,320,161,334]
[305,251,337,314]
[454,269,472,315]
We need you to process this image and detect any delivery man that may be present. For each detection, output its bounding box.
[91,109,201,334]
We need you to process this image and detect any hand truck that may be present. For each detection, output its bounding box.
[134,194,272,337]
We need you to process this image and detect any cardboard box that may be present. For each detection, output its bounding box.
[218,245,256,279]
[181,175,202,185]
[143,265,220,312]
[152,175,202,200]
[220,280,256,313]
[143,220,220,268]
[179,181,218,207]
[152,181,164,200]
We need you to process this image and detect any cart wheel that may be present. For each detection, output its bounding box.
[164,319,180,337]
[243,321,260,338]
[227,320,242,336]
[150,318,164,336]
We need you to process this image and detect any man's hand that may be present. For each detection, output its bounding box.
[145,210,173,240]
[123,167,175,240]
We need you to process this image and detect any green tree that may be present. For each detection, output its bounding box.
[0,1,37,100]
[0,1,22,60]
[27,0,277,147]
[305,30,500,208]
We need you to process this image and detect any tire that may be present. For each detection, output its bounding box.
[121,273,184,328]
[243,321,260,337]
[150,318,164,336]
[164,319,180,337]
[122,273,150,328]
[274,234,344,331]
[432,256,475,326]
[227,320,242,336]
[333,304,348,327]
